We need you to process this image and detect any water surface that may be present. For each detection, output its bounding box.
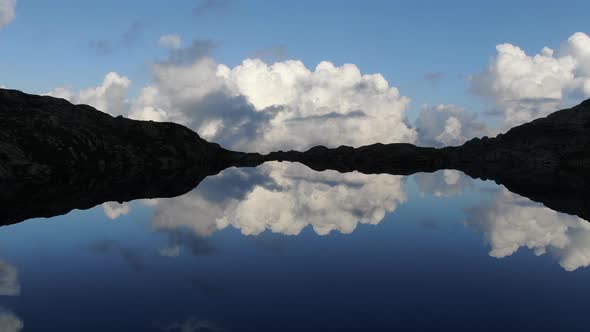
[1,162,588,331]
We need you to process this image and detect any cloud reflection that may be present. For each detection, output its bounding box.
[163,317,225,332]
[102,202,131,220]
[0,260,19,296]
[97,163,590,271]
[0,259,22,332]
[151,162,407,237]
[467,188,590,271]
[0,310,23,332]
[414,169,473,197]
[89,240,149,271]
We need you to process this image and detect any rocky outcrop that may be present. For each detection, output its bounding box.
[447,98,590,176]
[1,88,589,225]
[0,88,257,182]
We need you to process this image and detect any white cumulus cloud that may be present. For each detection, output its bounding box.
[45,72,132,117]
[470,32,590,128]
[53,36,590,150]
[415,104,492,147]
[129,53,417,152]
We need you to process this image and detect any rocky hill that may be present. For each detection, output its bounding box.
[0,89,253,224]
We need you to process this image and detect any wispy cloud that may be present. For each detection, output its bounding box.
[158,34,182,50]
[162,39,218,65]
[193,0,233,16]
[89,21,144,55]
[252,44,288,62]
[89,240,149,272]
[424,71,443,83]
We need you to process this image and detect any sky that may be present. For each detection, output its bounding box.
[1,0,590,151]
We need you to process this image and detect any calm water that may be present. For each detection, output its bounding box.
[1,162,589,331]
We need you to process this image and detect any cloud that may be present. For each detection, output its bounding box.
[78,72,131,115]
[161,40,218,65]
[44,87,75,102]
[129,47,417,152]
[424,72,443,82]
[159,34,182,50]
[415,104,493,147]
[193,0,232,15]
[466,188,590,271]
[0,310,23,332]
[0,0,16,30]
[89,21,144,55]
[50,41,516,150]
[0,260,19,296]
[470,32,590,128]
[102,202,131,220]
[46,72,132,116]
[252,44,288,62]
[151,162,407,237]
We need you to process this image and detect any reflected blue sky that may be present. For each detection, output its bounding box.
[0,164,589,331]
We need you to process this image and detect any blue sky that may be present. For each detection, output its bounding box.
[1,0,590,149]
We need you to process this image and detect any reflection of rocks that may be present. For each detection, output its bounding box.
[152,162,407,237]
[467,189,590,271]
[414,170,472,197]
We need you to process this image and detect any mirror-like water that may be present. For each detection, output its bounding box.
[1,162,588,331]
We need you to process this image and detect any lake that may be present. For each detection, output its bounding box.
[1,162,588,331]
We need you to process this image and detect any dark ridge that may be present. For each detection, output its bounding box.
[1,88,588,225]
